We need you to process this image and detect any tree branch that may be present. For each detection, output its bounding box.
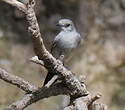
[0,67,69,110]
[1,0,26,12]
[29,56,44,66]
[26,0,88,97]
[0,68,37,93]
[1,0,89,98]
[45,75,59,88]
[64,94,108,110]
[0,0,109,110]
[5,83,69,110]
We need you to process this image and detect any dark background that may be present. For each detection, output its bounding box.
[0,0,125,110]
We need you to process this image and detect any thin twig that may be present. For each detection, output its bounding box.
[45,75,59,88]
[88,93,102,108]
[29,56,44,66]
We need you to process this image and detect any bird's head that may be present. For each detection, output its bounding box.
[56,19,76,32]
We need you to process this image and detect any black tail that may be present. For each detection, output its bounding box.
[43,72,55,86]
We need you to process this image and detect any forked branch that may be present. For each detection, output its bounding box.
[0,0,109,110]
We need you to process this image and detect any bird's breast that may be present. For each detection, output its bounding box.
[59,32,79,49]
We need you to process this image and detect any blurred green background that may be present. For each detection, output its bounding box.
[0,0,125,110]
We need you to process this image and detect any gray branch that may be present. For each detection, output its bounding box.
[0,68,37,93]
[64,94,108,110]
[26,0,88,97]
[5,83,69,110]
[29,56,44,66]
[0,68,69,110]
[1,0,26,12]
[0,0,109,110]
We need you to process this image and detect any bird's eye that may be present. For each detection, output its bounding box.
[65,24,70,27]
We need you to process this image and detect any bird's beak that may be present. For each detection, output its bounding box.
[56,23,61,27]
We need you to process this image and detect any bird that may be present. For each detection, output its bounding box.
[43,19,81,86]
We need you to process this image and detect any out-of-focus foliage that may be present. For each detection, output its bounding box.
[0,0,125,110]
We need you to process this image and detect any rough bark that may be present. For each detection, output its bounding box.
[0,0,109,110]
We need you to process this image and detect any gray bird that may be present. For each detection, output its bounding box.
[44,19,81,85]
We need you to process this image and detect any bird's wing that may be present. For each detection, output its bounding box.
[50,34,62,58]
[77,33,81,45]
[51,41,57,53]
[51,35,59,53]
